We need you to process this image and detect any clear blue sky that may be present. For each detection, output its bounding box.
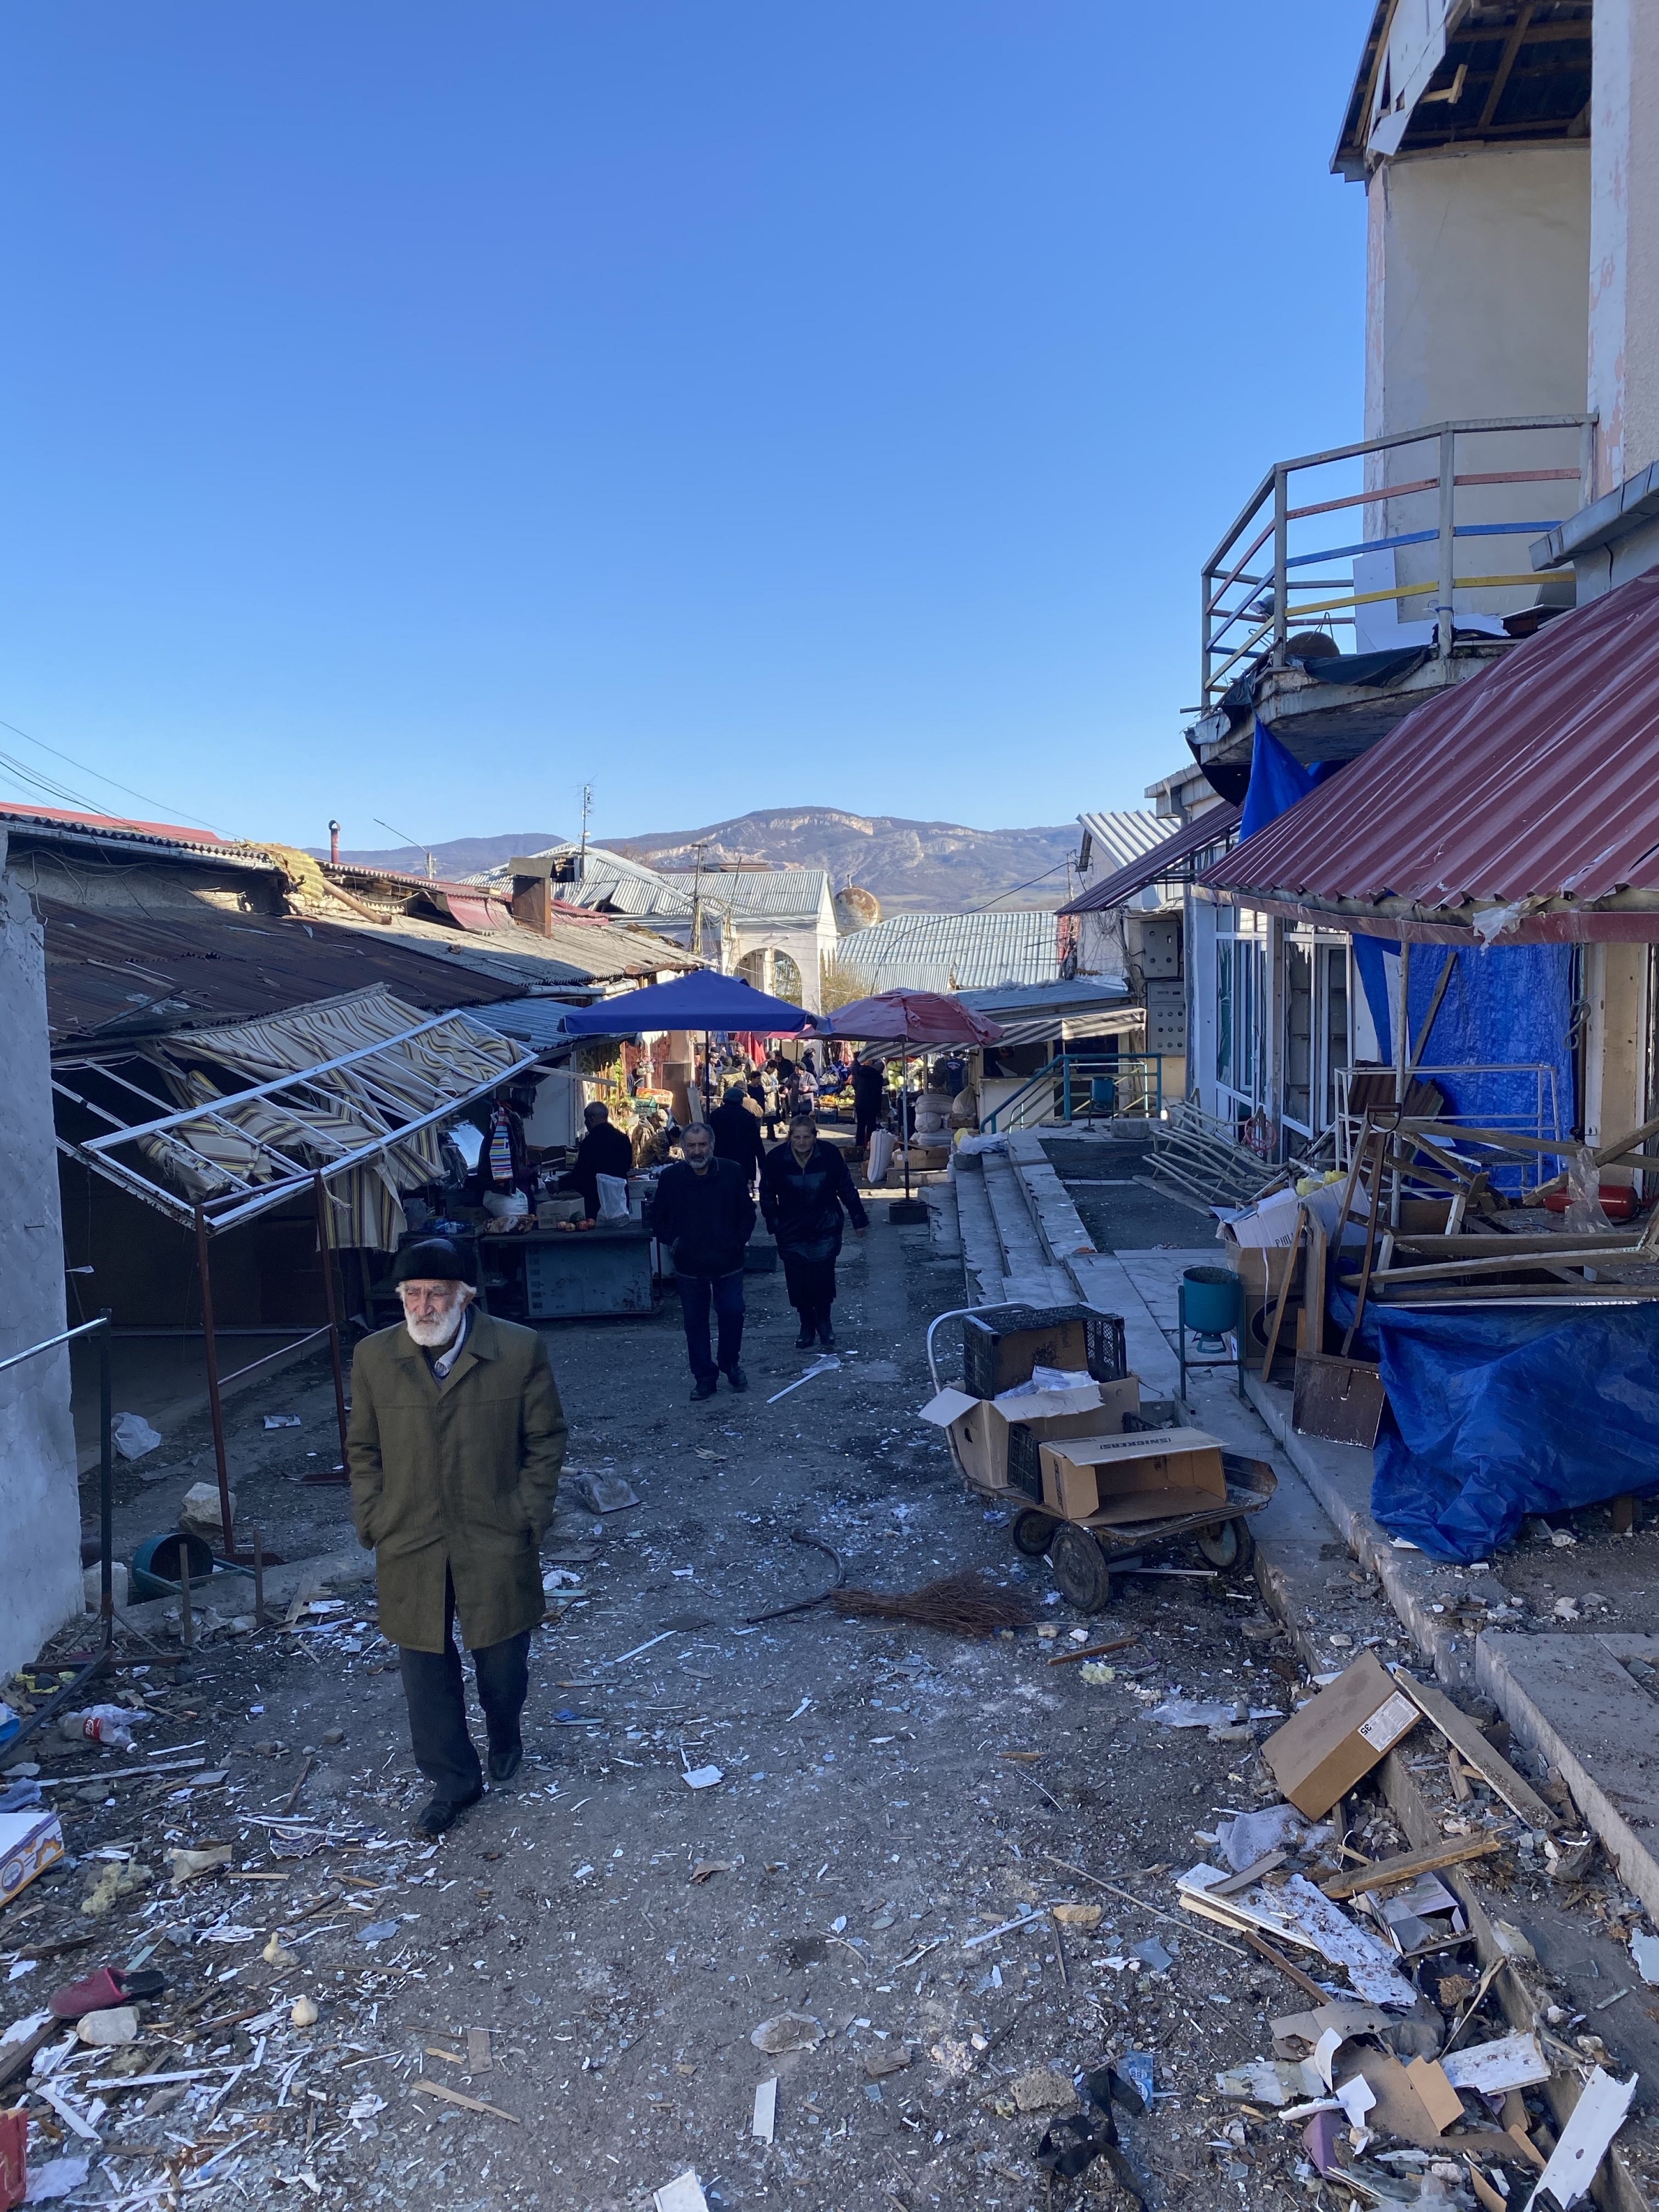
[0,3,1370,850]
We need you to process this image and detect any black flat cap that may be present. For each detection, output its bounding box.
[391,1236,477,1287]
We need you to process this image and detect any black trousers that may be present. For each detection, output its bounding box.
[676,1269,746,1384]
[399,1568,530,1803]
[781,1249,837,1321]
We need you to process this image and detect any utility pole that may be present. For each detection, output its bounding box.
[689,840,707,964]
[374,816,436,881]
[577,783,593,881]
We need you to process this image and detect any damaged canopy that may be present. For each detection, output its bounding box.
[53,986,535,1248]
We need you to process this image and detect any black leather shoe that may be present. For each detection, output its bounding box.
[691,1377,719,1401]
[415,1787,482,1836]
[794,1326,815,1349]
[722,1366,749,1392]
[488,1744,522,1787]
[817,1323,836,1349]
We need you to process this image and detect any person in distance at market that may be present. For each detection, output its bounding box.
[647,1119,756,1398]
[760,1112,868,1351]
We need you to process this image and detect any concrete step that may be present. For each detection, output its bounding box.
[979,1153,1071,1303]
[948,1156,1007,1306]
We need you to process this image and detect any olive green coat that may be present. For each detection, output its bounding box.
[346,1312,567,1654]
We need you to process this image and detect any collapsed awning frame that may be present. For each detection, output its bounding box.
[53,1009,539,1234]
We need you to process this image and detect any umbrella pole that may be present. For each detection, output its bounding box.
[903,1049,912,1200]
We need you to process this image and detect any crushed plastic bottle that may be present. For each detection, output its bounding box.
[62,1704,147,1753]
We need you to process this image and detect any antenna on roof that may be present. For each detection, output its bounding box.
[577,783,593,883]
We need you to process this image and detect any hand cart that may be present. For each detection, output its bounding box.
[925,1302,1277,1612]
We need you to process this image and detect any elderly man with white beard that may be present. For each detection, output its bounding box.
[346,1238,566,1835]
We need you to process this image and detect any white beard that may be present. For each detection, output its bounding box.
[405,1303,467,1349]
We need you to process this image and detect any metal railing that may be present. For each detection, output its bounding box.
[1201,413,1596,709]
[0,1313,114,1758]
[982,1053,1169,1133]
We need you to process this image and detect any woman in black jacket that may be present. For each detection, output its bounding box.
[760,1115,868,1350]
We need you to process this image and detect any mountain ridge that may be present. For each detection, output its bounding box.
[323,805,1085,912]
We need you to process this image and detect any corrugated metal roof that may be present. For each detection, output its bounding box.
[343,909,692,991]
[833,911,1059,993]
[1060,804,1241,914]
[459,997,577,1048]
[1076,811,1169,876]
[474,846,830,927]
[41,901,513,1047]
[1,801,273,872]
[1200,564,1659,926]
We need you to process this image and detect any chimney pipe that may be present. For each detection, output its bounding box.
[328,819,341,866]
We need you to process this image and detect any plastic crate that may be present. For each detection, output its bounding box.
[1004,1423,1046,1501]
[961,1303,1128,1398]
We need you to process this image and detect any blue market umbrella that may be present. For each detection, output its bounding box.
[559,970,819,1036]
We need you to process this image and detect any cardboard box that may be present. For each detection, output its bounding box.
[1038,1426,1226,1522]
[1262,1650,1422,1817]
[917,1376,1141,1493]
[0,1808,64,1910]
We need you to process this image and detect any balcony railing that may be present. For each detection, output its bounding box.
[1200,414,1596,712]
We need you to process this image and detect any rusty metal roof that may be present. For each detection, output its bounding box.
[1,801,273,871]
[1200,564,1659,933]
[1059,804,1241,915]
[42,900,513,1047]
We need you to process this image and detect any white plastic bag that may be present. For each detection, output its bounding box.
[595,1172,630,1223]
[110,1411,163,1461]
[866,1128,896,1182]
[482,1187,529,1222]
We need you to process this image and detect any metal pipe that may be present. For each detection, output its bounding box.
[98,1313,113,1629]
[313,1172,351,1475]
[1436,428,1457,661]
[0,1313,117,1375]
[1392,942,1411,1230]
[179,1549,194,1651]
[1271,467,1289,664]
[194,1205,236,1561]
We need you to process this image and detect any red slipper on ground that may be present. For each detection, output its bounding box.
[48,1965,166,2018]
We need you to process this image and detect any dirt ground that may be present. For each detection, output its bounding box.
[7,1171,1659,2210]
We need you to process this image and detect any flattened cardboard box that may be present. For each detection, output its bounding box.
[0,1808,64,1910]
[1038,1426,1226,1522]
[1262,1650,1421,1817]
[920,1377,1140,1491]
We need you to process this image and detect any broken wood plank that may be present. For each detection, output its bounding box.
[1210,1850,1288,1898]
[1239,1929,1329,2004]
[1319,1833,1503,1899]
[0,2020,60,2092]
[413,2077,518,2122]
[1045,1634,1140,1668]
[1391,1674,1560,1832]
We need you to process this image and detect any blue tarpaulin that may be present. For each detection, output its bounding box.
[1238,716,1339,842]
[1362,1303,1659,1561]
[1350,938,1574,1180]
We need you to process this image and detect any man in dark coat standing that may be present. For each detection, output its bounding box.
[709,1079,766,1190]
[647,1120,755,1398]
[346,1238,566,1835]
[561,1100,634,1220]
[852,1058,887,1153]
[760,1115,868,1349]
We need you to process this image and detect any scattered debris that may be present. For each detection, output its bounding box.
[750,2013,822,2054]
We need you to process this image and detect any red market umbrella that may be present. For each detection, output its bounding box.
[821,991,1004,1046]
[821,992,1003,1211]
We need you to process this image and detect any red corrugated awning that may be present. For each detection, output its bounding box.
[1059,804,1240,915]
[435,891,513,932]
[1200,562,1659,940]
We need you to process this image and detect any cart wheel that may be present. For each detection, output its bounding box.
[1050,1523,1114,1614]
[1009,1509,1053,1558]
[1196,1517,1253,1572]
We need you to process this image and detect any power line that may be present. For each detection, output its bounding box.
[0,714,221,835]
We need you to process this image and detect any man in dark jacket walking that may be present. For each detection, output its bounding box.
[760,1115,868,1349]
[648,1120,756,1398]
[346,1238,566,1835]
[709,1079,766,1190]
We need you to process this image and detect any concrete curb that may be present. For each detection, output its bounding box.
[1241,1367,1472,1688]
[1477,1629,1659,1920]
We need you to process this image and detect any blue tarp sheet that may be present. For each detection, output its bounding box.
[1350,938,1575,1190]
[1358,1303,1659,1561]
[1238,716,1339,842]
